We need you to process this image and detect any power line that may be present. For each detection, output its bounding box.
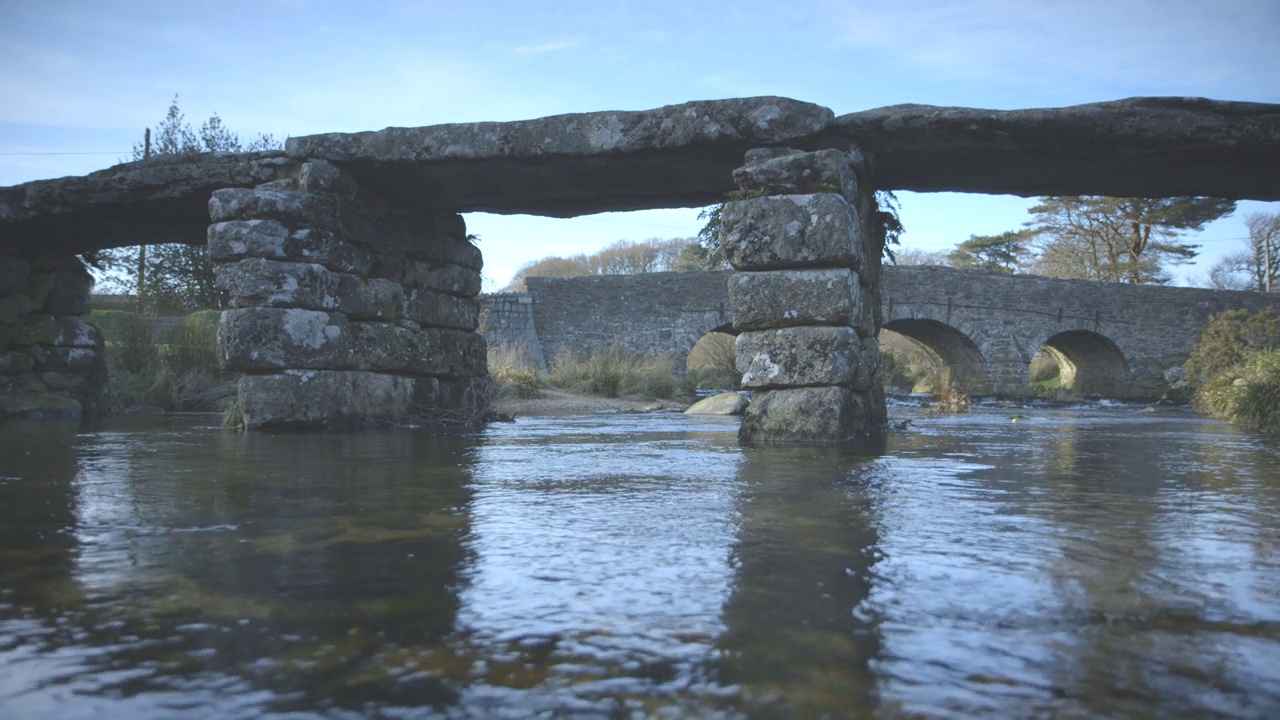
[0,151,129,156]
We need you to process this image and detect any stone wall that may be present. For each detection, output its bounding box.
[0,253,106,419]
[883,266,1280,397]
[208,160,488,429]
[524,272,734,365]
[477,293,546,370]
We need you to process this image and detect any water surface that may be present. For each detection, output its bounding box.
[1,406,1277,718]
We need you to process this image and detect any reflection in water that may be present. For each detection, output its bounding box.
[0,407,1277,718]
[716,446,883,716]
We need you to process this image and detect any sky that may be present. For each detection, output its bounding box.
[2,0,1278,290]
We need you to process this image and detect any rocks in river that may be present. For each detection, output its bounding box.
[685,392,749,416]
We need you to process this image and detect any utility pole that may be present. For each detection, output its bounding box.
[137,128,151,313]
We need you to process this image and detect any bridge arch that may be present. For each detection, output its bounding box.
[880,318,988,394]
[1031,329,1130,397]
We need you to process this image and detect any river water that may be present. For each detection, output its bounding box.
[1,404,1277,719]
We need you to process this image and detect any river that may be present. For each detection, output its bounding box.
[1,404,1277,719]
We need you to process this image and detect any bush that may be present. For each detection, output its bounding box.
[686,332,740,391]
[547,347,678,399]
[87,309,158,373]
[1194,350,1280,432]
[1185,308,1280,385]
[87,309,232,414]
[160,309,220,376]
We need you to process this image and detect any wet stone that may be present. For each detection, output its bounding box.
[738,385,868,443]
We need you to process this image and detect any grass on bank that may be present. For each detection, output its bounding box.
[487,343,683,401]
[86,309,235,414]
[1186,309,1280,433]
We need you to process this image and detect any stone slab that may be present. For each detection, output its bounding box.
[0,152,297,256]
[219,307,485,377]
[237,370,420,429]
[216,258,402,320]
[287,97,835,216]
[721,194,865,272]
[832,97,1280,199]
[207,219,374,275]
[736,326,860,389]
[729,268,861,331]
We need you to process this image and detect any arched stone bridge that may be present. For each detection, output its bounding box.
[3,95,1279,438]
[486,268,1280,400]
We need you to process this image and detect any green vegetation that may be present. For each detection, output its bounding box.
[1186,308,1280,433]
[86,309,234,414]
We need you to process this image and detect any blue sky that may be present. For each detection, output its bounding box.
[2,0,1278,289]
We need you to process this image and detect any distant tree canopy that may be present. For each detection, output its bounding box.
[502,237,702,292]
[1022,196,1234,284]
[898,195,1236,285]
[88,97,281,313]
[946,229,1033,273]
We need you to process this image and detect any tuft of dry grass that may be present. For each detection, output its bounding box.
[487,343,543,400]
[547,346,678,399]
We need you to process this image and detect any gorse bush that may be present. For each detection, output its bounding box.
[1194,350,1280,432]
[87,309,158,373]
[160,310,221,376]
[1184,308,1280,384]
[1187,309,1280,433]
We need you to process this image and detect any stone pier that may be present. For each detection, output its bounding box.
[0,253,106,418]
[721,148,887,443]
[208,160,488,429]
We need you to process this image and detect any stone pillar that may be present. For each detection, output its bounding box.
[721,148,887,444]
[208,160,488,430]
[0,253,106,419]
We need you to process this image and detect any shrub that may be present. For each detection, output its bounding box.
[1194,350,1280,433]
[1184,308,1280,385]
[87,309,158,373]
[686,332,740,391]
[159,309,220,376]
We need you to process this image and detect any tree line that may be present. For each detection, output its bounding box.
[898,195,1278,292]
[86,97,280,313]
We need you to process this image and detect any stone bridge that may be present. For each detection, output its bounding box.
[3,95,1279,442]
[485,268,1280,400]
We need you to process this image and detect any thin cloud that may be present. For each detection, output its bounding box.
[510,39,579,56]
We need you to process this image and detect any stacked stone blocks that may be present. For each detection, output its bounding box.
[721,148,887,443]
[0,253,106,418]
[209,159,488,429]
